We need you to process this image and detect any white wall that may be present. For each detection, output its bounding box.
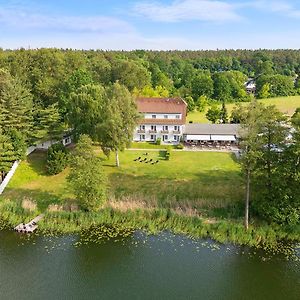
[0,161,20,195]
[144,113,182,120]
[133,125,182,144]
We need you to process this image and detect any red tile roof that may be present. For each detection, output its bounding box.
[136,97,187,124]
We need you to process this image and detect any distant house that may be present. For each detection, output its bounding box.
[134,97,187,144]
[244,79,256,94]
[183,124,240,144]
[35,133,72,150]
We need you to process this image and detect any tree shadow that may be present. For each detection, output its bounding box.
[27,150,48,176]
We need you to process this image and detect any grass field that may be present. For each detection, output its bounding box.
[187,95,300,124]
[1,149,243,219]
[129,142,173,149]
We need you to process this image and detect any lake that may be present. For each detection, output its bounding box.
[0,230,299,300]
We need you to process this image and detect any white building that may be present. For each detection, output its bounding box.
[183,124,240,144]
[244,79,256,94]
[133,97,187,144]
[35,134,72,150]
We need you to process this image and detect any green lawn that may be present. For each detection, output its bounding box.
[1,149,243,219]
[128,142,173,149]
[187,95,300,124]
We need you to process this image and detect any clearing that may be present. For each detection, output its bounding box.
[1,149,243,219]
[187,95,300,124]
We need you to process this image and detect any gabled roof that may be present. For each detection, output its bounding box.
[137,97,187,114]
[184,124,241,136]
[136,97,187,124]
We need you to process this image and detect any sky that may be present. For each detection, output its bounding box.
[0,0,300,50]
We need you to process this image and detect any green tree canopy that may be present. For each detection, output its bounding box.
[68,135,107,212]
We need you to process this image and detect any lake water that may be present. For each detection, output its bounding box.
[0,230,299,300]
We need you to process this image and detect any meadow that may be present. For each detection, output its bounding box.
[1,149,299,249]
[0,149,243,220]
[187,95,300,123]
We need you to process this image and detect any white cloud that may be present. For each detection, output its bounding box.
[0,6,134,34]
[133,0,242,23]
[241,1,300,18]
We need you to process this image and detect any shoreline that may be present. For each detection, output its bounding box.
[1,207,299,254]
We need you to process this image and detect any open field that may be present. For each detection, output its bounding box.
[187,95,300,124]
[128,142,173,149]
[1,149,243,219]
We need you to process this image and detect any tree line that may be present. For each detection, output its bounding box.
[0,49,300,110]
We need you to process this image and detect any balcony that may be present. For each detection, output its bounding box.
[161,130,169,134]
[173,130,181,134]
[137,129,145,133]
[149,130,157,133]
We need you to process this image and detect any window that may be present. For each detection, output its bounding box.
[163,125,168,131]
[174,136,179,141]
[139,125,145,130]
[164,115,168,119]
[163,135,168,141]
[174,126,178,131]
[150,135,156,141]
[176,115,180,119]
[152,115,156,119]
[151,125,156,131]
[140,135,145,141]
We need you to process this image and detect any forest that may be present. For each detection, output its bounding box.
[1,48,300,177]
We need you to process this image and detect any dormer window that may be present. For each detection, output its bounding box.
[152,115,156,119]
[176,115,180,119]
[164,115,168,119]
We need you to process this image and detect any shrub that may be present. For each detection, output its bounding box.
[46,143,69,175]
[176,143,184,149]
[156,138,161,145]
[165,147,172,160]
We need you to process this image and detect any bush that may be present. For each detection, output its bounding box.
[156,138,161,145]
[46,143,69,175]
[176,143,184,149]
[165,147,172,160]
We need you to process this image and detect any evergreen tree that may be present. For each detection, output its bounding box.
[0,131,16,182]
[220,101,228,124]
[0,75,33,141]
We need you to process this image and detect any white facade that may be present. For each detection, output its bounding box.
[35,136,72,150]
[133,124,183,144]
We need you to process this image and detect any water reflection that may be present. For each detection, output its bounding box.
[0,230,299,300]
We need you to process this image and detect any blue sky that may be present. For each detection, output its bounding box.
[1,0,300,50]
